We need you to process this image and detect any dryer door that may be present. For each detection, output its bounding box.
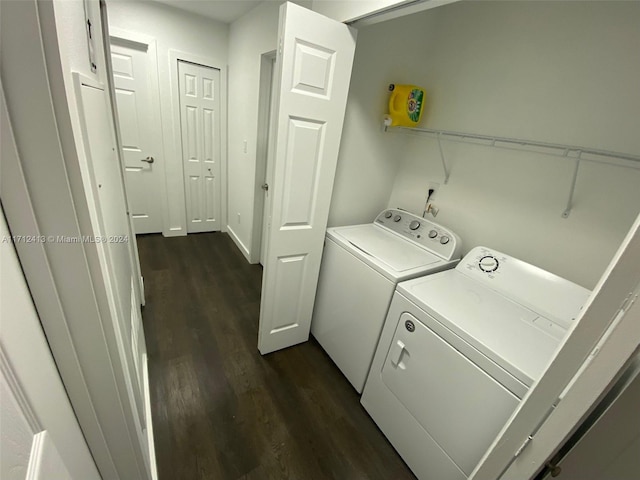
[382,312,519,476]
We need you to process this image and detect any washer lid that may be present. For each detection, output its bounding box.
[398,271,564,387]
[332,224,442,272]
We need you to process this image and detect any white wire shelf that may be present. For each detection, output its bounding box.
[384,125,640,218]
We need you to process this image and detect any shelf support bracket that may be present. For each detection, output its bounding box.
[562,150,581,219]
[437,132,451,184]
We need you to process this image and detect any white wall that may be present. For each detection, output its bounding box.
[333,0,640,288]
[226,0,311,260]
[327,9,442,227]
[107,0,229,236]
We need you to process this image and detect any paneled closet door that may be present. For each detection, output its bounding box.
[178,60,221,233]
[258,3,357,354]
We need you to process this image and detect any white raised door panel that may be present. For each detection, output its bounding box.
[258,3,357,354]
[1,379,73,480]
[111,41,163,234]
[0,210,99,480]
[178,61,221,233]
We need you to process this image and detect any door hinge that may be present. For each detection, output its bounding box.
[278,38,283,56]
[514,435,533,458]
[619,292,638,314]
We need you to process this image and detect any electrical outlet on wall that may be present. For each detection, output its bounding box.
[426,182,440,202]
[422,182,441,218]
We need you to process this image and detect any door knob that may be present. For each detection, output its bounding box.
[261,183,269,191]
[545,462,562,477]
[141,156,155,164]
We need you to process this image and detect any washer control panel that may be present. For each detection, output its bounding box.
[375,208,462,260]
[457,246,592,328]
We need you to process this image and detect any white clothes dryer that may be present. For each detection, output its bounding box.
[361,246,591,480]
[311,209,462,393]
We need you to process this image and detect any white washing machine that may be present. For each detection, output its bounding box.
[361,246,592,480]
[311,208,462,393]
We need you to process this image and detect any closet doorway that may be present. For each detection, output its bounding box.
[251,51,276,265]
[178,60,222,233]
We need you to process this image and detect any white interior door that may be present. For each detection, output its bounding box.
[178,60,221,233]
[111,41,163,234]
[258,3,357,354]
[0,211,100,480]
[74,74,146,432]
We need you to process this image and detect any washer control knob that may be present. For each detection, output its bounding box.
[393,215,402,222]
[384,211,393,219]
[428,230,438,238]
[440,236,450,245]
[409,220,420,231]
[479,255,499,272]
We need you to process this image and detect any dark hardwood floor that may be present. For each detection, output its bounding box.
[137,232,416,480]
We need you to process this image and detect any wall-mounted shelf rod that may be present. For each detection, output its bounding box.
[384,124,640,218]
[385,125,640,165]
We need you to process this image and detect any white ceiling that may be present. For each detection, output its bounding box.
[152,0,266,24]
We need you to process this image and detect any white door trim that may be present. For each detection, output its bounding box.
[1,2,150,477]
[1,216,98,479]
[109,28,168,237]
[168,49,228,236]
[502,285,640,480]
[0,65,120,479]
[250,50,277,265]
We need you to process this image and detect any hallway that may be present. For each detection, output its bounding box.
[137,233,416,479]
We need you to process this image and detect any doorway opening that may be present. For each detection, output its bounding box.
[110,36,164,234]
[251,50,277,266]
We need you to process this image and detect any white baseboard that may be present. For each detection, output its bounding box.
[163,227,185,238]
[142,354,158,480]
[227,225,251,263]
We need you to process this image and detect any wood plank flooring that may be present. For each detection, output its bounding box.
[137,232,416,480]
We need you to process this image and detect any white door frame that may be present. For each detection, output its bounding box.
[169,50,228,236]
[1,1,151,478]
[109,27,168,237]
[250,50,277,264]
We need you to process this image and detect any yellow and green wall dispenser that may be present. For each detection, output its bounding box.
[385,84,425,127]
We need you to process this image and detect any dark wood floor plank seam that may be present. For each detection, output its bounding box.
[137,232,416,480]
